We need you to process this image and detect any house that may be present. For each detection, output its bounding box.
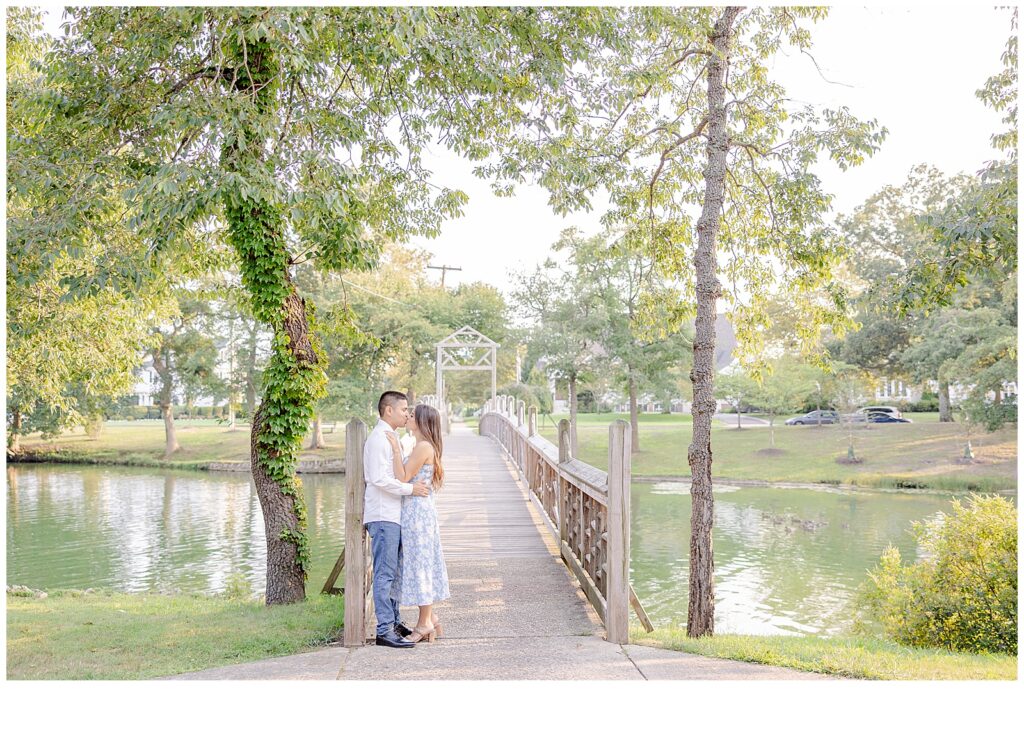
[131,336,236,407]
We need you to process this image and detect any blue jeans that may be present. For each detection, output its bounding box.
[365,521,403,636]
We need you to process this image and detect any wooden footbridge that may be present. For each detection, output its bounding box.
[179,395,830,678]
[329,394,653,649]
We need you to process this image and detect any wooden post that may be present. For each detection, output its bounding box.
[516,400,525,428]
[528,406,537,437]
[606,420,631,644]
[557,419,571,544]
[343,418,368,647]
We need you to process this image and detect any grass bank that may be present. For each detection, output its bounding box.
[6,589,344,680]
[13,420,344,469]
[630,627,1017,680]
[536,413,1016,493]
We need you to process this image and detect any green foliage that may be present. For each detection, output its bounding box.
[480,7,884,374]
[861,494,1018,655]
[497,383,548,416]
[889,10,1018,313]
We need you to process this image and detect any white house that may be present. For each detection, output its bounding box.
[131,337,235,407]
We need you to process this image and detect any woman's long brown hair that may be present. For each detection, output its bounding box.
[414,404,444,489]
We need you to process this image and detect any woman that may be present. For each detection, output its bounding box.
[386,403,450,643]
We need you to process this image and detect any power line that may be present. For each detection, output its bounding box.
[340,277,417,309]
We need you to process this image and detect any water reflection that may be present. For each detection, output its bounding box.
[7,464,1015,635]
[631,481,1016,634]
[6,464,346,595]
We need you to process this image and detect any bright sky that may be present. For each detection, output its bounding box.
[37,4,1012,294]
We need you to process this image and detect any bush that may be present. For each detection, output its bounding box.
[861,494,1017,654]
[907,394,939,413]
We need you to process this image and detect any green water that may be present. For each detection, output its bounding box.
[6,464,1013,635]
[5,464,347,597]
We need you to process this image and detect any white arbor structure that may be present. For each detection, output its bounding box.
[433,326,499,433]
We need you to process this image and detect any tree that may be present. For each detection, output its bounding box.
[146,290,227,457]
[716,370,758,429]
[830,364,872,464]
[479,7,883,636]
[6,9,178,453]
[749,358,816,449]
[43,6,616,603]
[836,164,974,419]
[552,228,691,452]
[890,10,1018,313]
[512,250,609,456]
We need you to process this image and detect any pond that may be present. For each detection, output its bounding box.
[6,464,1013,634]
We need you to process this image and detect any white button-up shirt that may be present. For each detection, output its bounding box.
[363,419,413,524]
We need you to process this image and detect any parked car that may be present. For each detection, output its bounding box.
[866,412,912,423]
[785,410,839,426]
[856,405,902,419]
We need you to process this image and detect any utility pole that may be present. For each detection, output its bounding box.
[427,264,462,288]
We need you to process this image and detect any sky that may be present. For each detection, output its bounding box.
[36,4,1013,293]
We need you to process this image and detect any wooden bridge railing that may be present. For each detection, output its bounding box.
[319,418,374,646]
[479,395,653,643]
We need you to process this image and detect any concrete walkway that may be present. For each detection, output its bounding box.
[170,424,828,681]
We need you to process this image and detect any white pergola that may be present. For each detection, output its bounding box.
[435,326,499,431]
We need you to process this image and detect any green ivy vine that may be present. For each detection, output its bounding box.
[220,28,326,580]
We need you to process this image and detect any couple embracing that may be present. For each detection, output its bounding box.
[362,391,451,648]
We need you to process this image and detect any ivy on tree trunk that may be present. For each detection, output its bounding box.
[220,31,326,605]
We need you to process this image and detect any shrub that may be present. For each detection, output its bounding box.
[861,494,1017,654]
[907,393,939,412]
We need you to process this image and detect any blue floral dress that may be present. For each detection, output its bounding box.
[392,458,450,606]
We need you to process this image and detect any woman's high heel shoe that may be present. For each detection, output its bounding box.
[431,615,443,640]
[408,624,436,644]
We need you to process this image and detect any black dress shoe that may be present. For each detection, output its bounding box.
[394,622,413,638]
[375,630,414,648]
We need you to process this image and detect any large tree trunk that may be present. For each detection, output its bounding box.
[251,394,307,605]
[8,408,22,454]
[152,348,180,457]
[308,415,326,450]
[628,372,640,453]
[222,33,318,605]
[568,374,579,457]
[938,380,953,422]
[686,6,740,639]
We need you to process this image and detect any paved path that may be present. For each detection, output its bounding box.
[170,424,829,681]
[714,413,771,427]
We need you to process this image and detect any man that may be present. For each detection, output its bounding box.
[364,390,430,648]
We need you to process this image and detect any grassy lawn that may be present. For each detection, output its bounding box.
[15,419,345,469]
[630,627,1018,680]
[6,589,345,680]
[536,413,1016,492]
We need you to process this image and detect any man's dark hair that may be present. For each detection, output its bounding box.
[377,391,408,417]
